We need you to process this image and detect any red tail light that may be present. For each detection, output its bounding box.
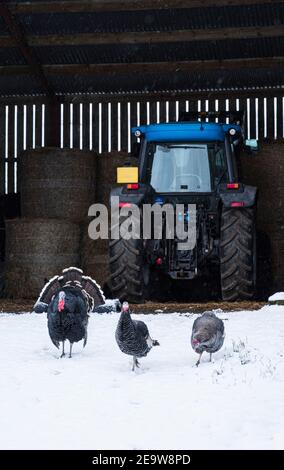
[127,183,139,190]
[119,202,132,208]
[227,183,240,189]
[231,202,245,207]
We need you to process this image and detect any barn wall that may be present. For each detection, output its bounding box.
[0,93,283,196]
[1,94,284,296]
[241,141,284,293]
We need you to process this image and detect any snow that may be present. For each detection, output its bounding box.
[0,305,284,450]
[269,292,284,301]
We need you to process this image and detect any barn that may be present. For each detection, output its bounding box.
[1,1,284,453]
[0,0,283,303]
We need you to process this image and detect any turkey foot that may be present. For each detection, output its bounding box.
[132,357,140,371]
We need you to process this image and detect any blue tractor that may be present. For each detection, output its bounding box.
[109,112,258,302]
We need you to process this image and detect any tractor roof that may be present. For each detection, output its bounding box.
[132,122,241,143]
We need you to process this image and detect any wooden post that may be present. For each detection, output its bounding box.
[46,99,60,148]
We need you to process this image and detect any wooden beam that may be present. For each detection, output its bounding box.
[9,0,276,14]
[0,88,283,104]
[0,25,281,48]
[40,57,284,74]
[0,57,282,76]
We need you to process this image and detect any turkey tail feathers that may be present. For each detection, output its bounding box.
[82,276,105,308]
[60,267,83,285]
[37,275,61,304]
[35,267,105,313]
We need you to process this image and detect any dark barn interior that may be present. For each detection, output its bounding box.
[0,0,283,300]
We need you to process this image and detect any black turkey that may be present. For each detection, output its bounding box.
[47,285,89,358]
[191,312,225,366]
[36,267,105,357]
[115,301,160,371]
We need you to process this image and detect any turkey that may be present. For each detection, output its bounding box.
[47,285,89,358]
[36,267,105,358]
[115,301,160,371]
[191,312,225,366]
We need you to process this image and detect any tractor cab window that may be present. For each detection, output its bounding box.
[209,144,228,187]
[148,143,227,193]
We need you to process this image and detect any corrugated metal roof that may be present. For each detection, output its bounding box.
[48,67,284,94]
[31,37,284,65]
[0,73,43,95]
[17,3,284,35]
[0,47,27,66]
[0,66,281,96]
[0,37,281,67]
[0,15,10,35]
[0,1,283,97]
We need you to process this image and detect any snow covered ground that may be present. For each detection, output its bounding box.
[0,305,284,450]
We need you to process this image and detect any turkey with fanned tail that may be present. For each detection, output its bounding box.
[115,301,160,371]
[47,285,89,358]
[34,267,105,358]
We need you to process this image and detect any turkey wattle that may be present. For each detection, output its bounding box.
[115,301,160,371]
[191,312,225,366]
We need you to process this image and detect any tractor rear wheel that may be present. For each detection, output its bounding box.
[220,208,256,301]
[109,224,149,303]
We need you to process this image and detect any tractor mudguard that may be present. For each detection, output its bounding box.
[220,185,258,208]
[110,186,147,207]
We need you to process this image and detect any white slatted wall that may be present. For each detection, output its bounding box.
[0,94,283,194]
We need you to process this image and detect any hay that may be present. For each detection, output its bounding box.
[241,141,284,292]
[241,141,284,231]
[5,218,80,299]
[96,151,129,209]
[4,150,130,298]
[80,151,129,290]
[82,255,110,293]
[270,239,284,291]
[80,219,110,291]
[19,147,97,222]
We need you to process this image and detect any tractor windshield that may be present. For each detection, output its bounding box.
[147,142,227,193]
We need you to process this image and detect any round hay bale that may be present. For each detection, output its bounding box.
[19,147,97,222]
[5,218,80,299]
[80,151,129,291]
[82,254,110,294]
[240,142,284,231]
[270,238,284,292]
[96,151,128,209]
[80,220,110,291]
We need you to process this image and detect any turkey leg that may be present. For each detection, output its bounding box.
[196,352,203,367]
[60,341,65,358]
[132,356,140,371]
